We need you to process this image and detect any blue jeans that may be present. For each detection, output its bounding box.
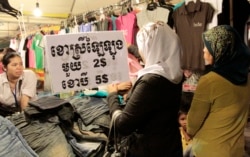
[8,113,75,157]
[0,115,38,157]
[66,132,104,157]
[69,96,109,125]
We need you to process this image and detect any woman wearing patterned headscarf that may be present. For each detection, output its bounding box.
[187,25,250,157]
[107,21,184,157]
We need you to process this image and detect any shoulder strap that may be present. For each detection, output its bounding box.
[106,110,122,152]
[112,110,122,151]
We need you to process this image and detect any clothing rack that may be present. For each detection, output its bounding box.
[25,24,61,37]
[66,0,132,26]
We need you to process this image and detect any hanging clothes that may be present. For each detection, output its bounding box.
[9,38,19,52]
[111,15,118,30]
[201,0,223,29]
[32,32,44,70]
[116,11,139,45]
[18,37,26,68]
[217,0,250,41]
[158,0,175,28]
[79,22,92,32]
[172,0,214,71]
[96,19,109,31]
[26,36,36,68]
[136,5,171,29]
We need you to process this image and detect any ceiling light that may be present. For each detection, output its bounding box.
[33,2,42,17]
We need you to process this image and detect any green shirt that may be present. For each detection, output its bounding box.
[32,33,44,69]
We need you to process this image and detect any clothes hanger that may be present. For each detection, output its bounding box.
[85,11,97,22]
[120,3,128,15]
[107,5,114,17]
[126,1,133,13]
[147,0,158,11]
[76,14,84,25]
[99,8,106,21]
[0,4,17,18]
[60,21,65,29]
[158,0,174,9]
[0,0,21,17]
[110,4,121,17]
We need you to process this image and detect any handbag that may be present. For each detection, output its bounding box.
[103,110,129,157]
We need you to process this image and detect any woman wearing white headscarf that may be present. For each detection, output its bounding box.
[107,21,184,157]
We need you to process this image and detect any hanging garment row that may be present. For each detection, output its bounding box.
[61,0,175,45]
[65,0,133,28]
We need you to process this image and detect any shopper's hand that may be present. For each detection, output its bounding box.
[107,83,118,93]
[117,81,132,91]
[184,70,193,78]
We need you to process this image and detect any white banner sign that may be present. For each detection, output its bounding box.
[44,31,130,94]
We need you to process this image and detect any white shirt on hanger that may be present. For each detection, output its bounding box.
[201,0,223,29]
[136,7,170,28]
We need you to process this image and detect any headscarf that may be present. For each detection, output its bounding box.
[202,25,250,85]
[136,21,183,84]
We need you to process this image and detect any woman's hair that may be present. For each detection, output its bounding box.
[0,47,16,61]
[178,92,194,125]
[0,47,16,54]
[179,92,194,113]
[178,109,188,118]
[128,44,142,62]
[2,52,21,67]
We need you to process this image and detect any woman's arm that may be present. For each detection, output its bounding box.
[108,75,163,136]
[20,94,30,109]
[187,76,211,137]
[20,70,38,109]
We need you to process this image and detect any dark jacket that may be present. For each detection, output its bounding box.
[107,73,183,157]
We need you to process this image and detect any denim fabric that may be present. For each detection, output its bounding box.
[71,121,108,142]
[8,113,75,157]
[66,132,104,157]
[57,103,75,128]
[90,113,110,129]
[24,102,74,129]
[24,105,43,115]
[0,115,38,157]
[69,96,109,125]
[28,95,69,110]
[24,104,63,118]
